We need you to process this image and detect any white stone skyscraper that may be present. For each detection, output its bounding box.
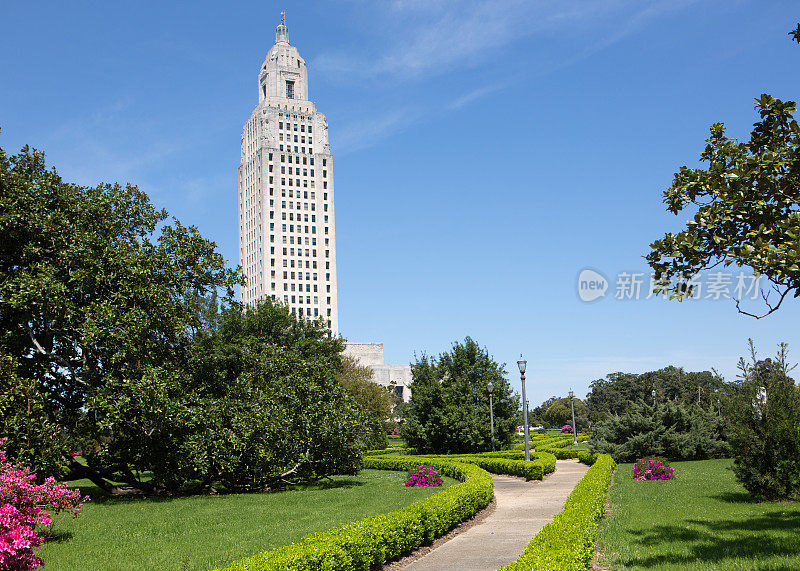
[238,19,339,334]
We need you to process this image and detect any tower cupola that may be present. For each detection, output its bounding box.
[276,22,289,44]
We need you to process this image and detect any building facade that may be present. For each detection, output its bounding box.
[343,343,413,402]
[238,20,339,333]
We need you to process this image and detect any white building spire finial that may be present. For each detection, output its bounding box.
[276,12,289,44]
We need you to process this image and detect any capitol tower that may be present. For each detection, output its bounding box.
[238,18,339,334]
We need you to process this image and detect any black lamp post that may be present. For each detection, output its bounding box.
[518,354,529,461]
[487,381,495,452]
[569,389,578,446]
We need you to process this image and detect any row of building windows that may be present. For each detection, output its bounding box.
[281,156,326,170]
[279,133,312,144]
[280,189,317,199]
[279,121,312,133]
[279,154,312,165]
[275,271,331,281]
[277,235,316,245]
[267,270,333,292]
[280,201,315,211]
[281,166,313,176]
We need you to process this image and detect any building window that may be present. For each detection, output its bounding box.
[286,81,295,99]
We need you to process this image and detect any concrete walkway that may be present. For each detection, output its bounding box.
[402,460,590,571]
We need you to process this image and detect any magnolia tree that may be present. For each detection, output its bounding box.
[646,25,800,318]
[0,141,365,495]
[0,439,85,570]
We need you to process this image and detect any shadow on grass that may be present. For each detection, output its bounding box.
[623,511,800,568]
[42,530,74,544]
[709,490,758,504]
[76,484,177,505]
[77,476,367,505]
[297,478,365,491]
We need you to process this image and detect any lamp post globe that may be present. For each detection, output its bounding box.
[518,354,530,461]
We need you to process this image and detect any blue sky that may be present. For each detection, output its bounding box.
[2,1,798,406]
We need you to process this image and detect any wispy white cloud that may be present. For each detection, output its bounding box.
[333,107,417,154]
[315,0,705,81]
[43,98,184,187]
[447,83,504,110]
[317,0,708,153]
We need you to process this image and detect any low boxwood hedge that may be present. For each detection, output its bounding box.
[362,448,407,456]
[498,453,616,571]
[408,452,557,481]
[217,457,493,570]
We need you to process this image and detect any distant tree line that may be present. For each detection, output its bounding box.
[586,366,729,422]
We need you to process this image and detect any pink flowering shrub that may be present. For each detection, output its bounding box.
[561,424,573,434]
[0,439,86,570]
[404,466,443,487]
[633,457,676,481]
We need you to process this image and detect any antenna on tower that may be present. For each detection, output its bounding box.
[280,10,286,25]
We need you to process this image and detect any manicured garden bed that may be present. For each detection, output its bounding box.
[596,459,800,570]
[37,469,455,571]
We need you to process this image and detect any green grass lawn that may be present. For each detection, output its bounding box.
[596,459,800,570]
[38,469,455,571]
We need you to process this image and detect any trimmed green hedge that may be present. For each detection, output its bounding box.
[499,454,616,571]
[217,457,493,570]
[362,448,408,456]
[471,436,595,465]
[409,452,557,481]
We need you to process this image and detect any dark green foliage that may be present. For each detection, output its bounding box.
[727,341,800,501]
[646,28,800,318]
[401,337,519,454]
[543,397,588,430]
[0,352,69,479]
[530,396,558,426]
[499,454,616,571]
[0,141,363,494]
[589,401,730,463]
[185,300,364,492]
[587,367,728,423]
[337,356,392,451]
[0,141,240,491]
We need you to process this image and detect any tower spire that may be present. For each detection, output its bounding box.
[276,11,289,44]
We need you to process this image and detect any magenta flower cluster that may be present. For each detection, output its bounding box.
[404,465,443,487]
[633,457,676,481]
[561,424,573,434]
[0,439,87,570]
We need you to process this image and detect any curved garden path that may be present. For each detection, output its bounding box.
[401,459,590,570]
